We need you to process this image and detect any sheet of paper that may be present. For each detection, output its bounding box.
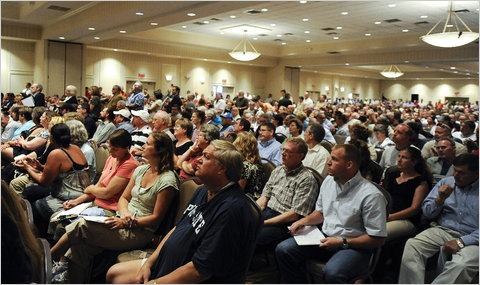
[290,225,325,246]
[50,202,93,222]
[81,216,109,223]
[21,96,35,107]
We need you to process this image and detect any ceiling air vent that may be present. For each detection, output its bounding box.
[328,51,340,54]
[454,9,470,13]
[327,32,338,35]
[258,34,268,37]
[384,18,401,23]
[47,5,71,12]
[273,39,282,42]
[284,32,293,36]
[193,21,207,25]
[414,21,429,25]
[322,27,335,31]
[210,18,221,21]
[244,9,262,15]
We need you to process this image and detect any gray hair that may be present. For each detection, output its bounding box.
[200,124,220,142]
[65,85,78,96]
[65,120,88,147]
[210,140,244,182]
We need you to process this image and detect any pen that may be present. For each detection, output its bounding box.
[67,191,70,202]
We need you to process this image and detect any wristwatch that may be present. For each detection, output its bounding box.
[456,239,465,249]
[342,238,349,249]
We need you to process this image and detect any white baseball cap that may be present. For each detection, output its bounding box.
[113,109,131,119]
[131,110,151,123]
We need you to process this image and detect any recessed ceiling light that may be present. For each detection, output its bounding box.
[341,11,348,15]
[446,24,453,28]
[220,32,224,35]
[88,27,95,31]
[276,34,282,37]
[150,22,158,26]
[113,49,118,51]
[253,37,258,40]
[281,42,287,45]
[229,15,236,18]
[345,63,350,66]
[261,8,268,12]
[450,67,456,69]
[299,1,307,3]
[333,36,339,40]
[136,12,144,16]
[374,21,381,25]
[365,33,371,36]
[466,72,471,75]
[270,23,276,27]
[119,30,127,33]
[203,59,208,61]
[187,12,196,17]
[181,25,187,28]
[336,26,342,30]
[203,20,209,24]
[402,29,409,32]
[59,36,65,40]
[228,61,232,64]
[304,30,310,34]
[306,39,311,43]
[388,4,396,8]
[302,18,309,22]
[94,36,100,40]
[404,61,410,63]
[420,15,428,18]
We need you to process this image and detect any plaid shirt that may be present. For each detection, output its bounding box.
[262,164,319,217]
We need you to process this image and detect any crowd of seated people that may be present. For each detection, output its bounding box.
[1,83,479,284]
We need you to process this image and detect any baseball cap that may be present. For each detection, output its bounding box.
[113,109,131,119]
[220,112,233,119]
[131,110,151,123]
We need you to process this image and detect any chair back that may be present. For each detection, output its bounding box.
[20,198,35,232]
[334,134,347,144]
[94,146,109,182]
[275,133,287,144]
[36,238,52,284]
[320,140,334,153]
[175,179,201,223]
[304,166,324,188]
[242,195,264,279]
[261,158,276,182]
[375,148,384,163]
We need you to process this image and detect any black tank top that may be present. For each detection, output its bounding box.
[60,148,88,171]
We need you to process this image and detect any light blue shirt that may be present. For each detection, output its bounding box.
[12,120,35,139]
[127,92,144,108]
[117,121,134,134]
[258,138,282,166]
[316,171,387,238]
[422,176,479,246]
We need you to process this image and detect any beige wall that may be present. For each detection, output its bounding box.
[1,40,35,93]
[85,48,267,98]
[2,39,479,104]
[380,79,479,103]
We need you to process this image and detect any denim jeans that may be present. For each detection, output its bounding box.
[255,207,292,247]
[275,237,372,283]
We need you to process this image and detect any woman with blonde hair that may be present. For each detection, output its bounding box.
[233,131,266,199]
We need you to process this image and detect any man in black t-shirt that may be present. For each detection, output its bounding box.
[107,140,261,284]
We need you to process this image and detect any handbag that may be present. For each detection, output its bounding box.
[52,166,91,201]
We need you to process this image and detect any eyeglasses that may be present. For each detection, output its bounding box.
[281,148,300,155]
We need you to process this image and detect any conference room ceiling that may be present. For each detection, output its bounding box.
[2,1,479,80]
